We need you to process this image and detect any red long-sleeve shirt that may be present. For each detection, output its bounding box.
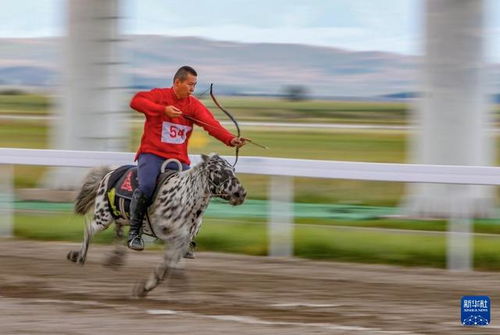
[130,87,236,165]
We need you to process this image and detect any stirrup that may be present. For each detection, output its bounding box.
[128,235,144,251]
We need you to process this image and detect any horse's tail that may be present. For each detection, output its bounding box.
[74,166,112,215]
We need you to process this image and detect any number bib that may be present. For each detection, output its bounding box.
[161,122,192,144]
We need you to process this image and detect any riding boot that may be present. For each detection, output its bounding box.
[127,189,149,251]
[184,240,196,259]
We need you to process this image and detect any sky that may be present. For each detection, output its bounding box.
[1,0,500,61]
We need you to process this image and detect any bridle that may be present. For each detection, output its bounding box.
[206,166,237,197]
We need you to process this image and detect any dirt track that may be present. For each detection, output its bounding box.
[1,238,499,334]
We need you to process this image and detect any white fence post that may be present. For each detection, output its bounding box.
[447,217,473,271]
[268,175,294,257]
[0,165,14,237]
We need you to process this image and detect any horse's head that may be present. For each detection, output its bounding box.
[202,153,246,205]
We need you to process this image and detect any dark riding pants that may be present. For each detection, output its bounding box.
[137,153,190,198]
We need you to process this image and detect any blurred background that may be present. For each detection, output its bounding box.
[2,0,500,270]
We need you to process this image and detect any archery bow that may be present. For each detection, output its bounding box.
[209,83,241,167]
[184,83,268,167]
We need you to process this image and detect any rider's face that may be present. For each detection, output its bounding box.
[173,74,197,99]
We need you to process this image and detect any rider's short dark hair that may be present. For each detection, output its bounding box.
[173,66,197,82]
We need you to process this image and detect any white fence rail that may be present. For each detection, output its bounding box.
[2,148,500,271]
[3,148,500,184]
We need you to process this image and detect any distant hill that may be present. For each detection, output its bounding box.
[379,92,418,100]
[0,35,498,98]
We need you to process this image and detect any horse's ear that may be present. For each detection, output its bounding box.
[208,152,220,160]
[201,154,210,162]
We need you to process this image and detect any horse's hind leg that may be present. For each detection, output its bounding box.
[68,190,114,265]
[103,223,127,269]
[67,216,113,265]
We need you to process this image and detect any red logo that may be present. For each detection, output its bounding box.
[121,171,133,192]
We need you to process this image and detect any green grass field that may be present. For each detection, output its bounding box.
[0,93,51,114]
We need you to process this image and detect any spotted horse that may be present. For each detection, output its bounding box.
[68,153,247,297]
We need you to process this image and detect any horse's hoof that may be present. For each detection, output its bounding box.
[67,250,79,263]
[132,281,149,298]
[103,254,125,270]
[170,268,191,292]
[77,257,86,265]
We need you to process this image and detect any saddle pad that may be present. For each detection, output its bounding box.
[115,167,139,200]
[106,165,136,197]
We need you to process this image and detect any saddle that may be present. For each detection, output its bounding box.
[106,165,179,234]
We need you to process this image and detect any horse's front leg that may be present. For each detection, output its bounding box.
[186,217,203,257]
[133,235,190,298]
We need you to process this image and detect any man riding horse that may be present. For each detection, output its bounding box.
[128,65,247,252]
